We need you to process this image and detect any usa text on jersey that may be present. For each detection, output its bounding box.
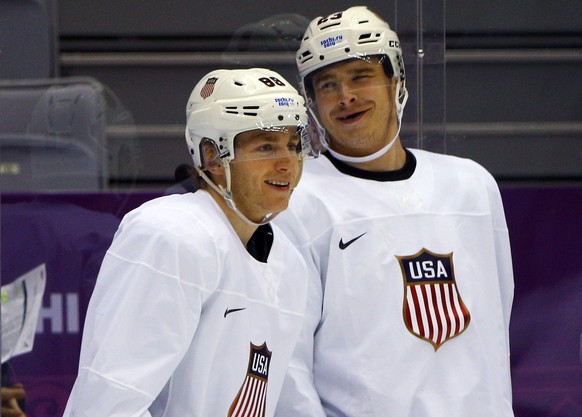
[396,248,471,351]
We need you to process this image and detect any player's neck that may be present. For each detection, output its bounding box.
[343,139,407,172]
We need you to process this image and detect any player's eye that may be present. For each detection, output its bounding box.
[256,143,275,153]
[316,80,338,93]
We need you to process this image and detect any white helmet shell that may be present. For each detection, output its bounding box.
[185,68,308,169]
[296,6,405,90]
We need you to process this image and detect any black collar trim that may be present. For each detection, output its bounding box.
[324,148,417,181]
[246,223,274,263]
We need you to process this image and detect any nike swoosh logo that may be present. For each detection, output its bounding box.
[339,232,367,250]
[224,307,246,318]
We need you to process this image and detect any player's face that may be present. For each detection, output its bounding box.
[229,128,302,223]
[312,57,398,157]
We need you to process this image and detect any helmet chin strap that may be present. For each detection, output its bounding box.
[226,195,279,227]
[327,82,408,164]
[196,164,277,227]
[327,121,402,163]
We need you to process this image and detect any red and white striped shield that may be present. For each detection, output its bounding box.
[200,77,218,99]
[396,248,471,351]
[228,342,271,417]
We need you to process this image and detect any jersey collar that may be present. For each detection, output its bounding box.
[324,148,416,181]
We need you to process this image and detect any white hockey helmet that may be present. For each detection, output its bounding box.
[295,6,408,163]
[185,68,313,225]
[186,68,312,168]
[297,5,405,94]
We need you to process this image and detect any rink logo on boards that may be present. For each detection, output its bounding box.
[36,293,80,334]
[396,249,471,351]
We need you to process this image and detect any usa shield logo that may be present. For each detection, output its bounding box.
[396,249,471,351]
[228,342,271,417]
[200,77,217,99]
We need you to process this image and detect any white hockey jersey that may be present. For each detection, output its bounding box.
[63,191,308,417]
[274,148,515,417]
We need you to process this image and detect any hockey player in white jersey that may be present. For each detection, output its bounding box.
[274,6,515,417]
[63,68,317,416]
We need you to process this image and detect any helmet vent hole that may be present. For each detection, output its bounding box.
[320,22,341,30]
[358,33,379,45]
[319,55,324,61]
[278,115,284,121]
[345,47,350,53]
[242,106,259,116]
[234,81,244,86]
[299,51,313,64]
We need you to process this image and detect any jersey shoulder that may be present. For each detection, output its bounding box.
[113,193,232,263]
[410,148,499,189]
[122,192,227,239]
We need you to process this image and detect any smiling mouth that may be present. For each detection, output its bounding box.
[266,180,291,188]
[337,110,366,122]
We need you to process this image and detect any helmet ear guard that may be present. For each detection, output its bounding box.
[198,138,223,173]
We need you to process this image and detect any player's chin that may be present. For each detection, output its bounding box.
[264,197,290,215]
